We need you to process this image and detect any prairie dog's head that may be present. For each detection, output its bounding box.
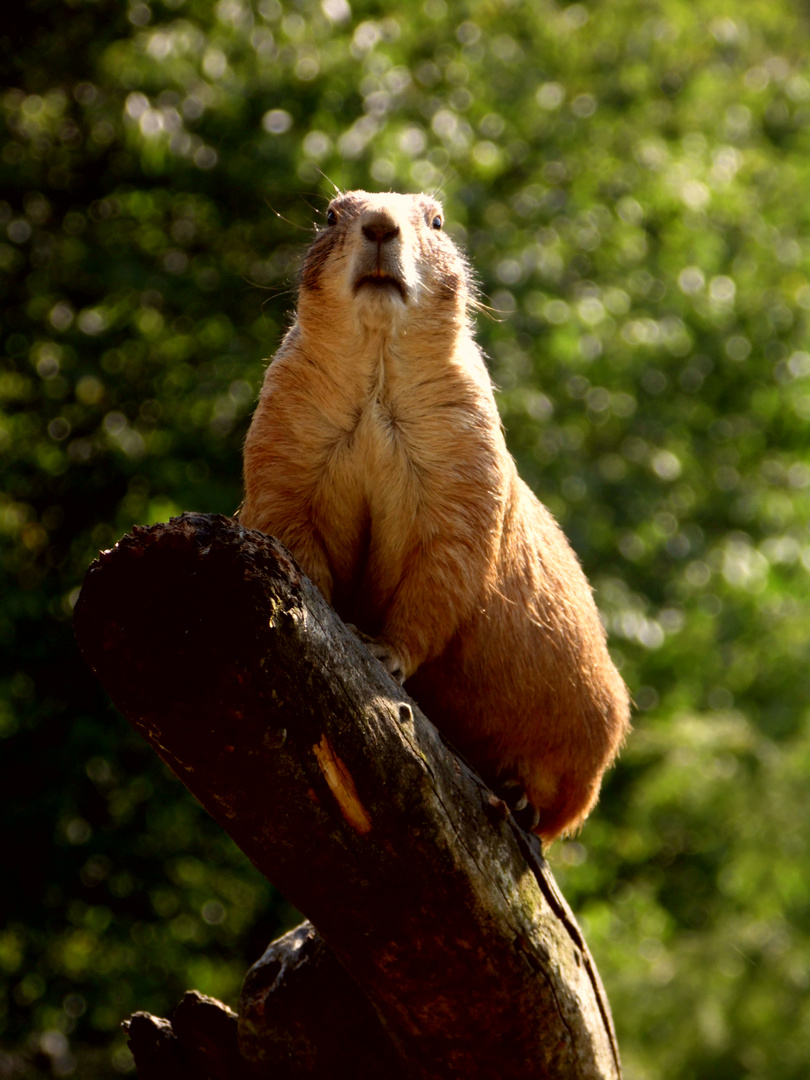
[297,191,471,332]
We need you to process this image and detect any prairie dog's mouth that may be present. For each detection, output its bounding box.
[354,270,407,301]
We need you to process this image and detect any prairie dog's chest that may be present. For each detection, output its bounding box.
[321,379,418,500]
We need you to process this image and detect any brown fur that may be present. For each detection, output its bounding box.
[240,191,630,840]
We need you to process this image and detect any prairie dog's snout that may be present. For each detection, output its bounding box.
[354,205,410,300]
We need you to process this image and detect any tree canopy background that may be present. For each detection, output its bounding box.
[2,1,809,1077]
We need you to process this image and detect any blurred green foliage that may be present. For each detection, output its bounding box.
[2,0,809,1076]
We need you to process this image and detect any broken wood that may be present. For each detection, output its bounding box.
[74,512,621,1079]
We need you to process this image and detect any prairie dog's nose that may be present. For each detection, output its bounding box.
[361,210,400,245]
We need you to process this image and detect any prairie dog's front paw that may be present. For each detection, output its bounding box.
[347,626,407,684]
[364,640,407,684]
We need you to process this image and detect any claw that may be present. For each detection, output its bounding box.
[496,778,528,811]
[514,803,541,832]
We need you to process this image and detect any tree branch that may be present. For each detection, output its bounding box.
[74,512,621,1079]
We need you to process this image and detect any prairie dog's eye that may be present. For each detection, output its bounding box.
[326,207,338,226]
[431,214,443,230]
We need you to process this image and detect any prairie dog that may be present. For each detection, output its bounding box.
[240,190,630,840]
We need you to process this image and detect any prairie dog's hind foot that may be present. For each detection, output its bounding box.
[495,778,542,832]
[347,625,408,685]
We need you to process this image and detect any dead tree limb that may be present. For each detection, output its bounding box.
[73,512,621,1080]
[238,920,404,1077]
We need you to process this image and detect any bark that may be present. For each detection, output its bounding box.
[74,512,621,1080]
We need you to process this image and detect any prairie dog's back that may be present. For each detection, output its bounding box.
[241,191,630,840]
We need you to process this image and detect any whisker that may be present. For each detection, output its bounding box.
[263,197,312,233]
[431,166,458,201]
[305,167,343,199]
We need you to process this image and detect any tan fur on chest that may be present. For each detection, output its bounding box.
[241,190,630,840]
